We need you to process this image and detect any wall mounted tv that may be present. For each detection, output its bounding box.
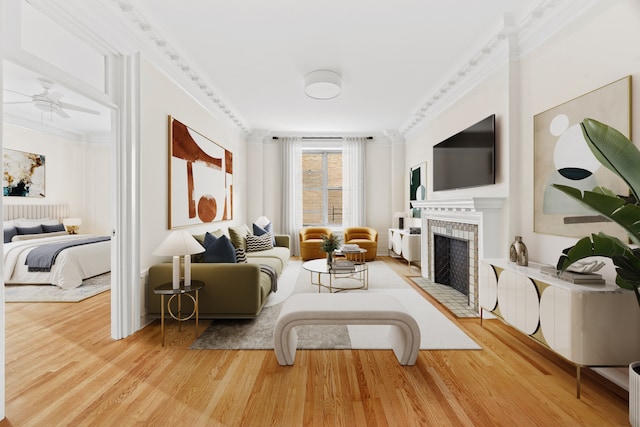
[432,114,496,191]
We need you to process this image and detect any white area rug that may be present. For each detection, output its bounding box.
[5,273,111,303]
[191,261,480,351]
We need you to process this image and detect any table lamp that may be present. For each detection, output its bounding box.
[63,217,82,234]
[153,230,205,289]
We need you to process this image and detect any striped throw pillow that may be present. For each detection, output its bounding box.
[246,232,274,252]
[235,247,248,263]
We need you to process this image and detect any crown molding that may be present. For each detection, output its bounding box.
[400,0,601,138]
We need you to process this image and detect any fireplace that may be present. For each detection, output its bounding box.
[411,197,506,314]
[434,234,469,297]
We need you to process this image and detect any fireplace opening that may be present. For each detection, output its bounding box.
[434,234,469,297]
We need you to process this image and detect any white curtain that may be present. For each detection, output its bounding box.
[342,137,366,228]
[280,137,303,256]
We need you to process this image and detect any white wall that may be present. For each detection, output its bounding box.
[404,0,640,275]
[2,124,110,234]
[139,58,246,271]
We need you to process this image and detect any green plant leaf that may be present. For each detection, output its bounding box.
[552,184,640,246]
[581,118,640,201]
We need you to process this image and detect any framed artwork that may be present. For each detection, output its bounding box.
[3,148,46,198]
[533,76,631,240]
[168,116,233,229]
[409,162,427,218]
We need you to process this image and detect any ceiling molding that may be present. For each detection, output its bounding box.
[107,0,250,134]
[400,0,601,138]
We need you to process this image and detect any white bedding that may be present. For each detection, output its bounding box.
[4,234,111,289]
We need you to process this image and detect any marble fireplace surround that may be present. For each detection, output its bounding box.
[412,198,506,312]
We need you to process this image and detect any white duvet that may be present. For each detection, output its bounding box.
[4,234,111,289]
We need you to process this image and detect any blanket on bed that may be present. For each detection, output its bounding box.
[25,236,111,272]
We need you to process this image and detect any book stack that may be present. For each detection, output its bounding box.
[539,266,605,285]
[340,244,360,253]
[331,260,355,272]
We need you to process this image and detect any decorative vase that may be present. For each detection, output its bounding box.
[326,251,333,266]
[631,361,640,427]
[509,236,528,266]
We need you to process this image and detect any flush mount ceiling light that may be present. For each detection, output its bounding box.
[304,70,342,100]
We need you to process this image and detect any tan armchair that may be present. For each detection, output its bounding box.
[344,227,378,261]
[299,227,332,260]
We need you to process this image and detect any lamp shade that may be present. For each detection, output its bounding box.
[153,230,205,257]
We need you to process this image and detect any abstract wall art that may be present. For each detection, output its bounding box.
[533,76,631,240]
[410,162,427,218]
[168,116,233,229]
[3,148,46,198]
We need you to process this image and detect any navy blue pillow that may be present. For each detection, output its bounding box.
[253,222,276,245]
[42,223,66,233]
[203,233,237,263]
[15,225,43,235]
[4,227,17,243]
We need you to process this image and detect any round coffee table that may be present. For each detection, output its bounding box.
[302,258,368,293]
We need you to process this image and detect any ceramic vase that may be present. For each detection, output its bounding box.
[509,236,528,266]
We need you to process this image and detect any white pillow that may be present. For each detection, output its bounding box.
[14,218,51,227]
[3,220,15,229]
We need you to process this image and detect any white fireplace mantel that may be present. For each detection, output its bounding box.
[411,197,505,212]
[413,197,507,282]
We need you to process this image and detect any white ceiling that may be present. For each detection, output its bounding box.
[2,0,592,138]
[131,0,541,135]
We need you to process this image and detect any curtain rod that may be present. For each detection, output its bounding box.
[272,136,373,140]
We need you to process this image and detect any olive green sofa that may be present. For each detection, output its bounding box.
[146,234,290,319]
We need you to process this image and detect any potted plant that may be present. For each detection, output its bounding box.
[553,118,640,425]
[320,233,341,265]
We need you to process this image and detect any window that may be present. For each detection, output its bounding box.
[302,151,342,226]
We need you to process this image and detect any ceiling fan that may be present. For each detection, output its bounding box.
[4,77,100,118]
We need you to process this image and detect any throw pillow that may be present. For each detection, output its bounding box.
[15,225,43,235]
[253,222,276,246]
[229,224,251,250]
[4,227,17,243]
[192,229,223,262]
[246,232,274,252]
[202,233,237,263]
[42,223,66,233]
[235,247,248,263]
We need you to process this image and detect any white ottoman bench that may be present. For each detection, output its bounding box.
[273,293,421,366]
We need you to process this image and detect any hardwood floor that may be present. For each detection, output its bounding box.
[2,257,630,426]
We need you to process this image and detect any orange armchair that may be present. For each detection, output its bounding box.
[299,227,332,260]
[344,227,378,261]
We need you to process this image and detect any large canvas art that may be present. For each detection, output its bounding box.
[533,76,631,239]
[169,116,233,229]
[3,148,46,198]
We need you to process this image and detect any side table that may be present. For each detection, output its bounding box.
[153,280,204,346]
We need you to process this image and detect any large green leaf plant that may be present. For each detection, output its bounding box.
[554,118,640,308]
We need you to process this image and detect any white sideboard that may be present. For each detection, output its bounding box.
[481,258,640,397]
[388,228,421,269]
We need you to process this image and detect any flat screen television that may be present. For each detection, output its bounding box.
[432,114,495,191]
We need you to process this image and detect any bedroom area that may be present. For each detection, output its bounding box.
[2,1,114,300]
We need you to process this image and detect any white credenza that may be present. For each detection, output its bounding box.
[388,228,421,269]
[481,259,640,397]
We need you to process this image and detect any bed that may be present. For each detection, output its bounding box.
[3,204,111,289]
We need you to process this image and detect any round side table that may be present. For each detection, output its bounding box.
[153,280,204,346]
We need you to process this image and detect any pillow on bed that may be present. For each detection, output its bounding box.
[42,223,66,233]
[12,231,67,241]
[14,218,49,227]
[15,225,43,235]
[4,227,17,243]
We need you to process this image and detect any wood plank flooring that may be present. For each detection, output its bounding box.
[1,257,630,426]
